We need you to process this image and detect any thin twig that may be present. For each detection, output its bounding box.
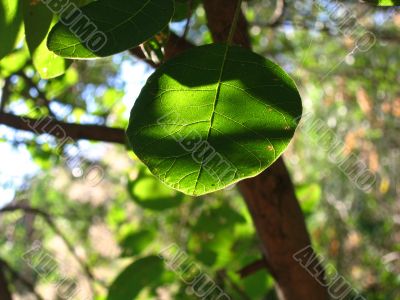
[182,0,194,39]
[217,270,252,300]
[238,258,267,278]
[0,205,107,289]
[16,71,56,118]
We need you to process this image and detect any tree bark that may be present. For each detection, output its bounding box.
[203,1,329,299]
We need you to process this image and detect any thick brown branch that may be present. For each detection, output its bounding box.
[0,112,126,144]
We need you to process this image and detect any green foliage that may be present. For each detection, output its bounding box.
[0,0,23,59]
[47,0,175,58]
[107,256,165,300]
[365,0,400,6]
[23,0,68,79]
[127,170,183,210]
[127,44,302,195]
[1,1,399,299]
[119,230,156,257]
[0,47,29,77]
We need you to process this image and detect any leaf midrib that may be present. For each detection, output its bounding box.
[193,45,231,193]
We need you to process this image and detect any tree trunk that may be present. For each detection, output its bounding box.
[203,1,329,299]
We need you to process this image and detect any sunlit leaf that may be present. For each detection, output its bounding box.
[23,1,68,79]
[365,0,400,6]
[0,0,23,59]
[127,44,302,196]
[47,0,174,59]
[128,172,183,210]
[0,47,29,77]
[107,256,164,300]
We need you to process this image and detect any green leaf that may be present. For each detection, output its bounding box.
[107,256,164,300]
[364,0,399,5]
[128,172,183,210]
[23,1,68,79]
[119,230,156,257]
[127,44,302,196]
[0,47,29,77]
[47,0,174,59]
[0,0,23,59]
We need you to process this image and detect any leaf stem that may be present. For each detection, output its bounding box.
[227,0,244,45]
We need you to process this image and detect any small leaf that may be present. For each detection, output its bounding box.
[47,0,174,59]
[107,256,164,300]
[0,0,23,59]
[23,1,68,79]
[119,230,156,257]
[128,172,183,210]
[0,47,29,77]
[127,44,302,196]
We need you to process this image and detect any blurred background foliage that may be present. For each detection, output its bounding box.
[0,0,399,299]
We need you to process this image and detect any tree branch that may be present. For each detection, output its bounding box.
[238,258,268,278]
[0,112,126,144]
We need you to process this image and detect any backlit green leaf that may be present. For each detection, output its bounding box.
[0,0,23,59]
[128,172,183,210]
[47,0,174,59]
[23,1,68,79]
[127,44,302,196]
[0,47,29,77]
[365,0,399,5]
